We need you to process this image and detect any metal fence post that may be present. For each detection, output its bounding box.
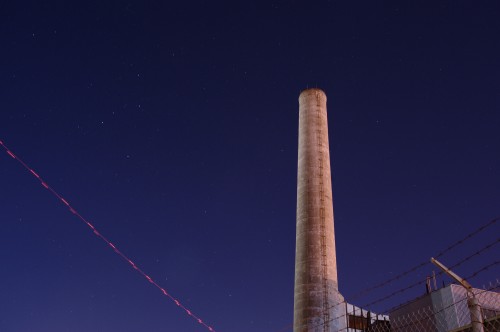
[467,296,484,332]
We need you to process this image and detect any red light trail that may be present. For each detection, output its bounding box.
[0,140,216,332]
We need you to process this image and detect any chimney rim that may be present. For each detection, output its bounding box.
[299,88,327,101]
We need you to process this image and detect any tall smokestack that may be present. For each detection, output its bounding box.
[294,89,344,331]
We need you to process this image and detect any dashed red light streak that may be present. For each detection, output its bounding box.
[1,140,216,332]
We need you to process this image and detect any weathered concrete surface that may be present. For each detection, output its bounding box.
[294,89,345,332]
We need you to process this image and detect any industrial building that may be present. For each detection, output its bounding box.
[389,283,500,332]
[292,89,499,332]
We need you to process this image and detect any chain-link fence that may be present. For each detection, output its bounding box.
[340,280,500,332]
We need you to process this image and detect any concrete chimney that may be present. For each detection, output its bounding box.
[293,89,344,331]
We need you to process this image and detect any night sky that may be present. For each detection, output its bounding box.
[1,1,499,331]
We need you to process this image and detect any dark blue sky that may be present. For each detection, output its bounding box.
[1,1,499,331]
